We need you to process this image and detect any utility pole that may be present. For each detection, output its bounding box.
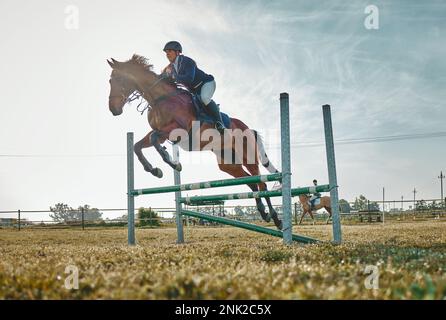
[401,195,403,211]
[439,171,444,210]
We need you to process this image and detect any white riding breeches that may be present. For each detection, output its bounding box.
[200,80,216,106]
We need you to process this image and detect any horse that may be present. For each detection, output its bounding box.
[107,54,283,230]
[298,194,332,224]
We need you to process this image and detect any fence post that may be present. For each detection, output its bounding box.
[382,187,385,224]
[127,132,136,245]
[81,207,85,230]
[294,202,298,225]
[280,93,292,245]
[173,143,184,244]
[18,209,21,231]
[322,104,342,244]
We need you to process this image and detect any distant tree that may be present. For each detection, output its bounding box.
[428,201,441,210]
[352,195,380,211]
[352,196,367,211]
[138,207,160,227]
[416,200,428,211]
[339,199,351,213]
[77,205,103,221]
[50,203,78,223]
[50,203,103,223]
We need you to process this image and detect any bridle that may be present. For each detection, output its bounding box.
[108,74,156,114]
[108,72,180,114]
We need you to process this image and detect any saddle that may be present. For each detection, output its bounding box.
[308,196,321,210]
[190,94,231,128]
[171,92,231,148]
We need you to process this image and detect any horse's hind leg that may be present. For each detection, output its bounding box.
[151,130,182,172]
[261,186,282,230]
[134,131,163,178]
[244,164,282,230]
[217,163,271,223]
[325,206,332,224]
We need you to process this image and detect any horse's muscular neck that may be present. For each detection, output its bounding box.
[133,71,172,107]
[130,71,175,130]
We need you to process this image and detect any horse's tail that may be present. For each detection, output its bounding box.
[252,130,280,174]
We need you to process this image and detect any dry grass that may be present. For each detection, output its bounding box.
[0,220,445,299]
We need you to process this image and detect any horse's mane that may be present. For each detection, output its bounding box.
[121,54,176,87]
[126,54,154,72]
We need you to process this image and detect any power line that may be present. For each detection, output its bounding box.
[1,131,445,158]
[268,131,446,149]
[0,154,124,158]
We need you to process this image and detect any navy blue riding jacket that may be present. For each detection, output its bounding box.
[165,55,214,93]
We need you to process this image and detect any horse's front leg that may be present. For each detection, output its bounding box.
[134,131,164,178]
[151,130,182,172]
[299,210,306,224]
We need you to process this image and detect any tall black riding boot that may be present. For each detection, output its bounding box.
[204,100,226,134]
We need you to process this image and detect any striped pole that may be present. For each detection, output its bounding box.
[127,132,136,245]
[182,210,318,244]
[131,173,282,196]
[322,105,342,244]
[180,185,330,204]
[280,93,292,245]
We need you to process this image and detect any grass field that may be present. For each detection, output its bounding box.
[0,220,445,299]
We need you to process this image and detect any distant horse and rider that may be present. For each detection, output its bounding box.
[298,179,332,224]
[107,41,284,230]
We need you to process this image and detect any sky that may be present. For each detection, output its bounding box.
[0,0,445,221]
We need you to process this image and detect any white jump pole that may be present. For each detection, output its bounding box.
[322,105,342,244]
[127,132,136,245]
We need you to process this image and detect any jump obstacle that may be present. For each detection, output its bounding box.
[126,93,342,245]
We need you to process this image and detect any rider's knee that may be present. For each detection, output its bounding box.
[200,94,212,106]
[200,80,216,105]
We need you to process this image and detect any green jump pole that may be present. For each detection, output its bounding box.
[130,173,282,196]
[181,209,318,244]
[180,185,330,204]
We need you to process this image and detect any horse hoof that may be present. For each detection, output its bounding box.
[175,163,182,172]
[152,168,163,178]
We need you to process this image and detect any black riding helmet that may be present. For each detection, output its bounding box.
[163,41,182,53]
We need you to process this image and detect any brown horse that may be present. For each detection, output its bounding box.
[298,194,332,224]
[107,54,283,229]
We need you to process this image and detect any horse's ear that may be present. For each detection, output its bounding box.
[107,59,114,68]
[110,58,124,69]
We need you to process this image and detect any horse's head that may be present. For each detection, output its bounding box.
[107,58,136,116]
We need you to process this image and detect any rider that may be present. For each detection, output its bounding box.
[161,41,225,133]
[309,179,321,208]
